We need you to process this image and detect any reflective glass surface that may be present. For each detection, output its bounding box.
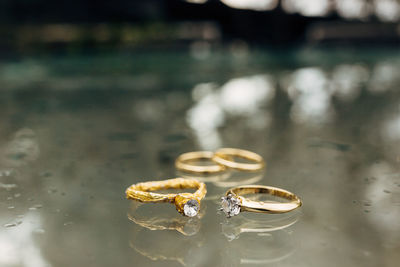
[1,48,399,267]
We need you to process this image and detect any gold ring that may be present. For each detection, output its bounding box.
[212,148,265,172]
[125,178,206,217]
[221,185,302,217]
[175,151,226,174]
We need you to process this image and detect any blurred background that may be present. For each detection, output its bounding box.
[1,0,400,55]
[1,1,400,267]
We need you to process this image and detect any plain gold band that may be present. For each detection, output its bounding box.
[227,185,302,214]
[175,151,225,174]
[213,148,265,172]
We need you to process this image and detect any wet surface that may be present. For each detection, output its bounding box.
[1,48,400,267]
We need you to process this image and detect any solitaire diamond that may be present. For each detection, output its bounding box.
[221,194,241,217]
[183,199,199,217]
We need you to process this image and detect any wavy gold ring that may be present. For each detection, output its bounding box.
[212,148,265,172]
[221,185,302,217]
[175,151,226,174]
[125,178,206,217]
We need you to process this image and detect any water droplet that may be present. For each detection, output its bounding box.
[4,220,22,228]
[33,228,45,234]
[363,251,371,257]
[47,188,58,194]
[40,171,53,178]
[14,193,21,198]
[29,204,43,211]
[0,183,18,190]
[363,200,372,206]
[0,170,12,177]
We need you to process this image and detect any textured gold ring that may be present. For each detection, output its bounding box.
[212,148,265,172]
[175,151,226,174]
[125,178,206,217]
[221,185,302,217]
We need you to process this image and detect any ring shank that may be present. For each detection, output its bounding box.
[227,185,302,214]
[126,178,206,203]
[175,151,225,173]
[213,148,265,172]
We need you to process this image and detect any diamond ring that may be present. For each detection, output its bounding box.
[125,178,206,217]
[221,185,302,217]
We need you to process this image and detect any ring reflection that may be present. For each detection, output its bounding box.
[127,201,204,236]
[129,223,204,267]
[128,202,205,266]
[220,211,301,265]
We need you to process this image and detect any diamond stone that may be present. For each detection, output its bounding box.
[183,199,199,217]
[221,194,241,217]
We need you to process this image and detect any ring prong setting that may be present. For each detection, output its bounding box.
[183,199,200,217]
[175,194,200,217]
[221,194,241,218]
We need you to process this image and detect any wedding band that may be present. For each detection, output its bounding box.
[212,148,265,172]
[221,185,301,217]
[175,151,226,174]
[125,178,206,217]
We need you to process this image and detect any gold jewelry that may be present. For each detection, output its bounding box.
[212,148,265,172]
[221,185,301,217]
[175,151,226,174]
[125,178,206,217]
